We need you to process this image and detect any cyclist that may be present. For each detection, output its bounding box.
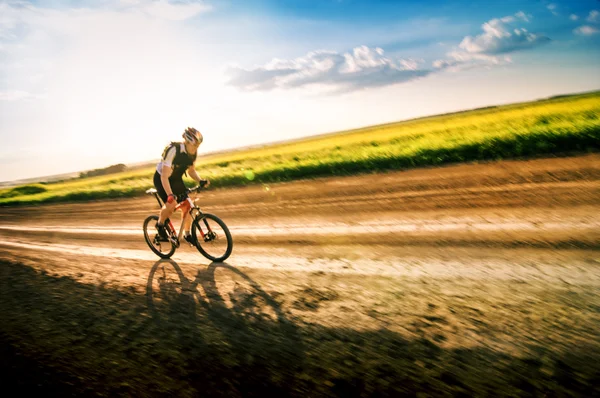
[154,127,210,243]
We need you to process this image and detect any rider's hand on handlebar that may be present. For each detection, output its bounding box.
[188,179,210,193]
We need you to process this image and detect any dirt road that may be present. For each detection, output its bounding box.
[1,154,599,397]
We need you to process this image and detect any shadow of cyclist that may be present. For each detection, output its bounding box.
[146,259,306,394]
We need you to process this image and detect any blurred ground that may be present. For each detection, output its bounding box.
[0,154,599,396]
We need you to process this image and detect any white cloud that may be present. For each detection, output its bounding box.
[0,0,211,36]
[574,25,599,35]
[570,14,578,21]
[0,0,213,103]
[120,0,211,21]
[0,3,66,101]
[0,2,28,40]
[433,51,511,72]
[0,90,45,101]
[547,4,559,16]
[458,16,550,55]
[587,10,599,23]
[227,46,431,93]
[515,11,530,22]
[0,0,228,172]
[434,12,548,72]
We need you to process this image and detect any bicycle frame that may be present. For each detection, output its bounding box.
[167,197,205,246]
[147,188,206,247]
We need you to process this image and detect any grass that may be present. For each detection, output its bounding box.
[2,91,599,206]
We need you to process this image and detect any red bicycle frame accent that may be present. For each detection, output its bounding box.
[168,197,205,240]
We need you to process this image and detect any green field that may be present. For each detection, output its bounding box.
[2,91,599,206]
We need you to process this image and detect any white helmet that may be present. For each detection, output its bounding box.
[183,127,203,145]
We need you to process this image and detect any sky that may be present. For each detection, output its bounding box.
[1,0,599,182]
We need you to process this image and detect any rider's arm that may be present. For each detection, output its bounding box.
[187,166,210,187]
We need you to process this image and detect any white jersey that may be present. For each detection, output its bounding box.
[156,142,189,175]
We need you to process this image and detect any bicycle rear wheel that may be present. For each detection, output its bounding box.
[143,215,176,259]
[191,213,233,262]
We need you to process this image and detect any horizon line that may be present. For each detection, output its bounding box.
[2,88,598,187]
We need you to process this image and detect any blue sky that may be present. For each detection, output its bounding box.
[1,0,599,182]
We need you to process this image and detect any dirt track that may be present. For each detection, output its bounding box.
[1,154,599,396]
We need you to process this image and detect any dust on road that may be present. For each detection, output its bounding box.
[1,154,599,396]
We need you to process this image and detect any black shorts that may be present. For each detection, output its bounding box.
[153,171,187,204]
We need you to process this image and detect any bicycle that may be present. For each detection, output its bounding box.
[142,185,233,262]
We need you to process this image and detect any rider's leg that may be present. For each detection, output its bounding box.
[153,171,178,226]
[181,211,195,245]
[182,211,193,235]
[158,201,177,225]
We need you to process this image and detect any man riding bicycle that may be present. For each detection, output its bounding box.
[154,127,210,243]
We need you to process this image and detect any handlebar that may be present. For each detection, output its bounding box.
[186,179,209,194]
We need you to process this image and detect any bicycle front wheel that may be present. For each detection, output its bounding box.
[191,213,233,262]
[143,215,176,259]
